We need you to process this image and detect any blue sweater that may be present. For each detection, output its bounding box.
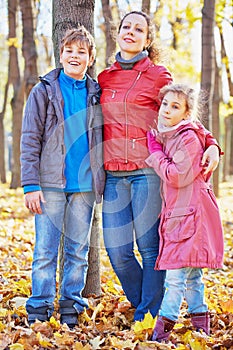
[24,69,92,194]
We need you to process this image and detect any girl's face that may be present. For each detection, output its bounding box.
[60,42,93,80]
[117,13,150,60]
[159,91,189,127]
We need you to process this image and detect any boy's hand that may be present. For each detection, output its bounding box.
[147,131,163,154]
[25,191,45,215]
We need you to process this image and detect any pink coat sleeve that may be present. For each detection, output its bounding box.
[145,130,204,188]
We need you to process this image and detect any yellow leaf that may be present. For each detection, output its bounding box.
[49,316,60,328]
[174,322,184,329]
[81,308,92,322]
[0,308,7,317]
[0,321,6,331]
[36,332,53,348]
[91,303,105,322]
[9,344,24,350]
[7,37,20,48]
[133,311,156,334]
[220,299,233,313]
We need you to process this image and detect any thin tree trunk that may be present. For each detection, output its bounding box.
[201,0,216,130]
[101,0,116,67]
[20,0,38,98]
[141,0,150,14]
[212,56,221,195]
[8,0,24,189]
[0,81,9,183]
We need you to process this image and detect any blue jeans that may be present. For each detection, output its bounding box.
[26,191,95,314]
[159,268,208,321]
[103,172,165,321]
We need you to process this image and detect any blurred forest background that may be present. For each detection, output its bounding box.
[0,0,232,194]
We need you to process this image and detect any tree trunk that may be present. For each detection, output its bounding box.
[0,82,9,183]
[101,0,116,67]
[20,0,38,98]
[223,115,233,181]
[141,0,150,14]
[200,0,216,130]
[52,0,101,297]
[8,0,24,189]
[212,56,221,195]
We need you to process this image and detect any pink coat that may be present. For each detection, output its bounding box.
[146,122,224,270]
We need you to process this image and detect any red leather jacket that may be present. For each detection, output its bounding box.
[98,57,219,171]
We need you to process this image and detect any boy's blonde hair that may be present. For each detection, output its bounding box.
[159,83,202,122]
[60,26,96,62]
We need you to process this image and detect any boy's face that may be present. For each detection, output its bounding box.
[60,41,94,80]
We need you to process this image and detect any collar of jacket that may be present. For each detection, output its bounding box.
[106,56,153,73]
[158,122,206,149]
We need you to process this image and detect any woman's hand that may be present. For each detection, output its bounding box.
[25,191,45,215]
[201,145,220,174]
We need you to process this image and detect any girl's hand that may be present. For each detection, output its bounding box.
[25,190,46,215]
[147,131,163,154]
[201,145,219,174]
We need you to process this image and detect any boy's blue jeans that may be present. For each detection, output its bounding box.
[159,268,208,321]
[26,191,95,315]
[103,172,166,321]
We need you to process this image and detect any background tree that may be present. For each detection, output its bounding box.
[20,0,38,98]
[8,0,24,189]
[52,0,101,297]
[201,0,216,130]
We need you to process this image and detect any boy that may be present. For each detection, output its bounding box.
[20,26,105,328]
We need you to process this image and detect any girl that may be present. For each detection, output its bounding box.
[146,84,224,341]
[98,11,221,321]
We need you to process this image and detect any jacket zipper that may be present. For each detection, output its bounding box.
[124,71,142,163]
[130,136,147,149]
[104,88,116,98]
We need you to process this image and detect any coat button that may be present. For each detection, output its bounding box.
[190,208,193,212]
[168,212,171,216]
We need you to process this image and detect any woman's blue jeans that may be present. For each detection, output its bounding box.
[159,268,208,321]
[103,172,165,321]
[26,191,95,314]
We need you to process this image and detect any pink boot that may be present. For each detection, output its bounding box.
[190,312,210,335]
[152,316,176,342]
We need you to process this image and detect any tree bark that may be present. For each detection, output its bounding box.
[212,55,221,195]
[141,0,150,14]
[8,0,24,189]
[0,82,9,183]
[20,0,38,98]
[201,0,216,130]
[101,0,116,67]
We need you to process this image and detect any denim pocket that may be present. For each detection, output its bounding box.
[163,207,196,243]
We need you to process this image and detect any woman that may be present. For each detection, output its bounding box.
[98,11,220,321]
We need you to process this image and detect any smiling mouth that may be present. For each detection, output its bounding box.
[69,61,80,66]
[124,38,135,43]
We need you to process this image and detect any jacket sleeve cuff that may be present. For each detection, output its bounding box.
[23,185,41,194]
[205,134,224,156]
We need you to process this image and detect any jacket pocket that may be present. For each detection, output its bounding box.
[162,207,196,242]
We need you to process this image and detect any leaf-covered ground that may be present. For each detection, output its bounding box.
[0,181,232,350]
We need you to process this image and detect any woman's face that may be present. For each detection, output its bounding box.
[117,13,150,60]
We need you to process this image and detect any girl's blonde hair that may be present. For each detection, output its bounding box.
[118,11,162,64]
[159,83,203,122]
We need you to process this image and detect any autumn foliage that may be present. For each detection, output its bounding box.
[0,182,233,349]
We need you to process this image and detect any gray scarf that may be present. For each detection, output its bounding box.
[115,50,148,70]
